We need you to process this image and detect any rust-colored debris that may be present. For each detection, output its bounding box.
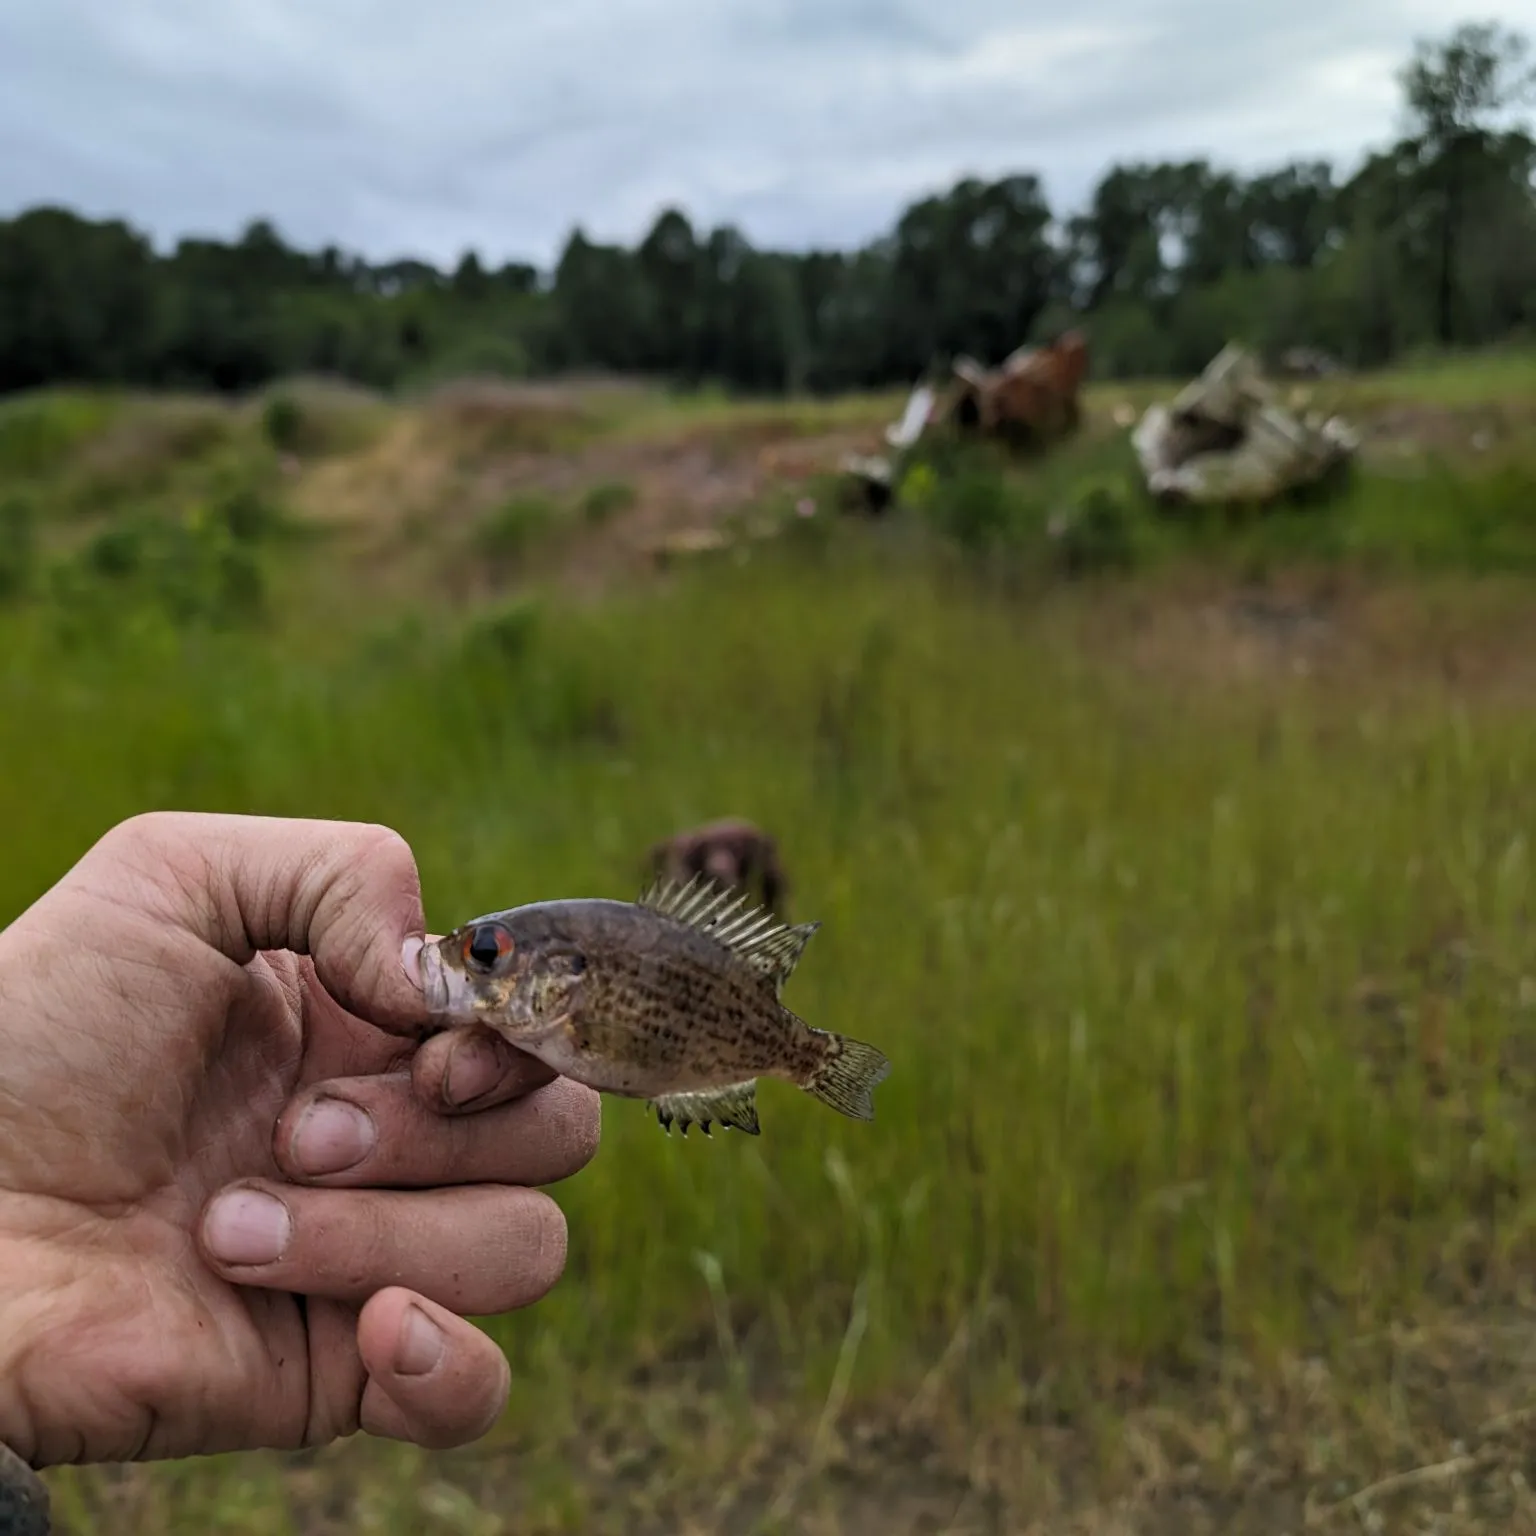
[938,329,1089,445]
[838,331,1091,514]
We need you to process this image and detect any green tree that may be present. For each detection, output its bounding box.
[549,230,648,373]
[1398,20,1536,344]
[634,208,702,379]
[1,23,1534,400]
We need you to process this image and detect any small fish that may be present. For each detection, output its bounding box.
[419,875,890,1136]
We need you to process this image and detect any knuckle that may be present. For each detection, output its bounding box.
[423,1344,511,1448]
[539,1196,570,1268]
[559,1083,603,1174]
[415,1421,472,1452]
[314,824,424,1007]
[482,1352,513,1428]
[464,1353,512,1442]
[521,1079,602,1181]
[521,1195,570,1296]
[349,823,417,879]
[77,811,224,935]
[90,810,181,868]
[408,1034,458,1107]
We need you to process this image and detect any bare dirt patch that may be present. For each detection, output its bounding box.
[1348,398,1536,476]
[1063,563,1536,707]
[290,395,881,606]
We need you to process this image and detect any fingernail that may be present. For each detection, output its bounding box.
[401,935,424,990]
[395,1304,446,1376]
[445,1031,503,1106]
[291,1097,376,1175]
[204,1189,292,1266]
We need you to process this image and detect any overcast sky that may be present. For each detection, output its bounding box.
[3,0,1535,270]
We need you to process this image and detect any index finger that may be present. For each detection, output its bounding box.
[77,811,432,1038]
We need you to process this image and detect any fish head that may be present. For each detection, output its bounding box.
[421,908,587,1041]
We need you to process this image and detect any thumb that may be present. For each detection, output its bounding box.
[355,1288,510,1450]
[81,811,431,1036]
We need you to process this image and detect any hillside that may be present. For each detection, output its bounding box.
[8,348,1536,606]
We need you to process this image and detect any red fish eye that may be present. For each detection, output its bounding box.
[463,922,514,972]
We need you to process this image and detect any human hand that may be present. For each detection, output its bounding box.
[0,812,600,1469]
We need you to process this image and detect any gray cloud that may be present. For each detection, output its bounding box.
[1,0,1532,269]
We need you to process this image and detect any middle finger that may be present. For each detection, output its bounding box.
[273,1071,601,1188]
[199,1180,567,1313]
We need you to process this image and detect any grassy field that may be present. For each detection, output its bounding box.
[4,360,1536,1531]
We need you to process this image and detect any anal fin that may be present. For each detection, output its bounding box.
[649,1080,762,1137]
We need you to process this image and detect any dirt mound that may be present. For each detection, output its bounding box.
[289,384,883,602]
[417,377,609,455]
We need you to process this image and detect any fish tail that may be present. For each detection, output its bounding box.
[801,1027,891,1122]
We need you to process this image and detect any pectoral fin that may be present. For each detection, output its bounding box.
[649,1080,761,1136]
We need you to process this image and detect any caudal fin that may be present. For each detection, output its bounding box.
[804,1032,892,1121]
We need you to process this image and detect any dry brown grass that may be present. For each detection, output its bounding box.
[41,1302,1536,1534]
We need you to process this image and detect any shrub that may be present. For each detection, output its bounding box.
[258,380,386,458]
[261,392,304,453]
[0,494,38,600]
[922,458,1024,554]
[464,596,542,662]
[480,494,560,563]
[0,392,117,477]
[580,479,638,525]
[84,522,146,578]
[1048,476,1146,576]
[215,483,284,545]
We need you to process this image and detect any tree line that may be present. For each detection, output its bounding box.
[2,19,1533,399]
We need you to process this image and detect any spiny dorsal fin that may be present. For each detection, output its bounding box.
[638,873,820,989]
[735,920,820,989]
[639,872,746,927]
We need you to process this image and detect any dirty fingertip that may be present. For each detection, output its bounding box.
[443,1030,507,1106]
[414,1027,556,1112]
[401,935,425,990]
[394,1304,446,1377]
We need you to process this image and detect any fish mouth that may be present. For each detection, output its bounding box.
[419,939,451,1018]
